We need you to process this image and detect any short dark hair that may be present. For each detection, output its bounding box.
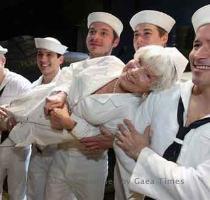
[57,53,62,58]
[156,26,168,37]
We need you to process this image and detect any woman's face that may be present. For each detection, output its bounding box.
[119,61,158,93]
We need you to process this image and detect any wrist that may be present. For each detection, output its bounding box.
[64,117,77,131]
[133,148,142,161]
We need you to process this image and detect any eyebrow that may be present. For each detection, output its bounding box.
[89,27,110,32]
[194,38,210,43]
[134,28,153,33]
[143,28,153,32]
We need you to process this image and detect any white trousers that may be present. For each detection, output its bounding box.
[114,162,144,200]
[0,145,30,200]
[27,146,56,200]
[45,149,108,200]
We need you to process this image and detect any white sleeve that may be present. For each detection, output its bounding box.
[9,73,31,95]
[52,65,74,94]
[70,113,100,138]
[129,147,210,200]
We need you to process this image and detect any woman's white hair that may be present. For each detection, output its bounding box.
[134,45,188,91]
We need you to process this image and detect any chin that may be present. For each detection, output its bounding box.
[192,77,204,87]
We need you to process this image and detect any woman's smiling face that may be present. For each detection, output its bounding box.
[119,60,159,94]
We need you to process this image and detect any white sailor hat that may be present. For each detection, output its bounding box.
[0,45,8,54]
[87,12,123,37]
[192,4,210,32]
[130,10,175,33]
[164,47,188,80]
[34,37,68,55]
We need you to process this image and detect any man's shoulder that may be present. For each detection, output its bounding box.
[7,70,30,83]
[95,55,124,65]
[6,69,31,90]
[60,55,125,75]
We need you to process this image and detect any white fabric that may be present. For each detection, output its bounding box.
[181,72,192,82]
[35,37,68,54]
[0,69,31,200]
[87,12,123,36]
[27,145,57,200]
[0,46,7,54]
[46,150,107,200]
[26,72,61,200]
[129,10,175,33]
[129,81,210,199]
[114,158,144,200]
[192,4,210,32]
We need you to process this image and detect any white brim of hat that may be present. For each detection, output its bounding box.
[87,12,123,37]
[0,47,8,54]
[35,38,67,55]
[192,4,210,32]
[130,10,175,33]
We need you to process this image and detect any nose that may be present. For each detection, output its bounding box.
[136,36,143,45]
[193,45,209,59]
[134,37,145,50]
[90,32,100,40]
[37,55,48,64]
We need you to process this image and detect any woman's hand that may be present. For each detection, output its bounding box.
[49,103,76,131]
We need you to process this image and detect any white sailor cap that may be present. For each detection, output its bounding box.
[164,47,188,80]
[34,37,68,55]
[0,45,8,54]
[87,12,123,37]
[130,10,175,33]
[192,4,210,32]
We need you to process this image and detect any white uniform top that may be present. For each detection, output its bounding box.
[0,69,31,105]
[0,68,31,145]
[54,55,123,93]
[129,81,210,200]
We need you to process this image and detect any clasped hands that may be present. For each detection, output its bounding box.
[44,91,76,131]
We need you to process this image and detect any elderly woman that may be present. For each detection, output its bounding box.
[1,45,186,147]
[0,45,188,200]
[50,45,187,139]
[46,45,188,200]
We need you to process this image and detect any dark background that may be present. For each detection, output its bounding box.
[0,0,210,81]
